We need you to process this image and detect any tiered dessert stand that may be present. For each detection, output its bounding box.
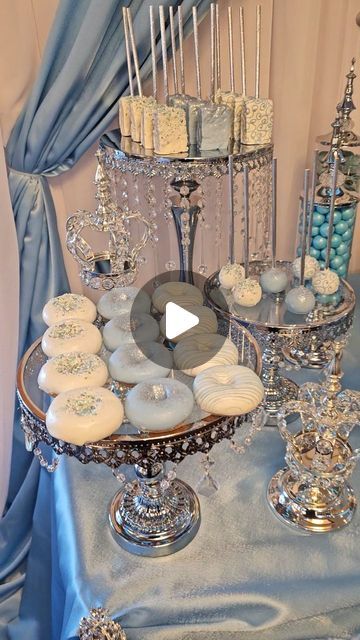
[17,321,264,557]
[205,260,355,425]
[100,131,273,284]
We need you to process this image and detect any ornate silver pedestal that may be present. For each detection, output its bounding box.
[109,463,200,556]
[100,130,273,282]
[268,344,360,533]
[17,321,263,557]
[204,260,355,425]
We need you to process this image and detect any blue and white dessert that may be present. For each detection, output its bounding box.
[292,255,320,280]
[312,269,340,295]
[285,286,315,315]
[260,267,288,294]
[197,104,232,152]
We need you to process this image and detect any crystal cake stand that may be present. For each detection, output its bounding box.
[204,260,355,425]
[17,322,263,557]
[100,130,273,283]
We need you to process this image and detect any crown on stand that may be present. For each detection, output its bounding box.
[66,149,154,290]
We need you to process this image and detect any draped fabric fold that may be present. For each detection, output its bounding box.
[1,0,211,633]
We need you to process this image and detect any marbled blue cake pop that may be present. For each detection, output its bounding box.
[286,168,315,314]
[260,267,288,294]
[285,286,316,314]
[259,159,288,294]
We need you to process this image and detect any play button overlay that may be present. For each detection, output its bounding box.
[165,302,199,340]
[130,270,230,370]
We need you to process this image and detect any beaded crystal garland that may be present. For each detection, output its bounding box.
[79,608,126,640]
[66,149,155,290]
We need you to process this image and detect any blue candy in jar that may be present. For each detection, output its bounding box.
[330,255,344,270]
[313,236,327,250]
[342,229,353,242]
[334,221,348,235]
[315,205,329,214]
[325,210,342,224]
[312,212,325,226]
[320,223,329,238]
[336,242,349,256]
[342,207,355,221]
[330,234,342,249]
[337,263,347,277]
[320,248,335,260]
[309,247,321,259]
[311,226,320,237]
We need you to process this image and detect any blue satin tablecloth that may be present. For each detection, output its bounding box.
[7,276,360,640]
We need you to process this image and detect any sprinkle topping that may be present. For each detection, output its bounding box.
[51,294,86,314]
[54,353,102,376]
[65,391,102,416]
[49,322,84,339]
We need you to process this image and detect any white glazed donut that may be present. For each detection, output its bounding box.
[292,255,320,280]
[174,334,239,377]
[219,263,245,289]
[232,278,262,307]
[97,286,151,319]
[193,365,264,416]
[124,378,194,431]
[109,342,173,383]
[46,386,124,445]
[103,311,159,351]
[41,320,102,357]
[159,305,217,342]
[38,352,108,396]
[152,282,203,313]
[42,293,97,326]
[312,269,340,295]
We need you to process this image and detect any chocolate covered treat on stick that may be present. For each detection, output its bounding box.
[119,7,134,137]
[153,106,188,155]
[242,5,273,145]
[214,7,244,143]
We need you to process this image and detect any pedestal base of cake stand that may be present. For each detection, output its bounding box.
[261,346,299,426]
[267,468,356,533]
[109,463,201,557]
[282,334,333,369]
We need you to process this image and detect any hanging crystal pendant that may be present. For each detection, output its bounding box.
[66,149,154,290]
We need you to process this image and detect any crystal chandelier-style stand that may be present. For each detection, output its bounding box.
[66,149,154,290]
[268,340,360,532]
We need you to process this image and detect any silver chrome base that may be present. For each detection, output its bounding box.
[109,464,200,556]
[267,468,356,533]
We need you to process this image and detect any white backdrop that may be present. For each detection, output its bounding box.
[0,0,360,510]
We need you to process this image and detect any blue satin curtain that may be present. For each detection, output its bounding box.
[1,0,210,636]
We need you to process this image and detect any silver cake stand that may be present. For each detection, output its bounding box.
[17,322,263,557]
[100,130,273,283]
[204,260,355,426]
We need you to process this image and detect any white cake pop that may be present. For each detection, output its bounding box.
[285,286,315,315]
[232,278,262,307]
[219,263,245,289]
[260,267,288,294]
[292,255,320,280]
[312,268,340,295]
